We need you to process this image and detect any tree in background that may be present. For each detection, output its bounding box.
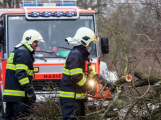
[76,1,161,119]
[77,0,161,77]
[0,0,20,8]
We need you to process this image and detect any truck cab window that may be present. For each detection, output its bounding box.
[7,15,97,58]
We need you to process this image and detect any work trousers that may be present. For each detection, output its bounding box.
[2,101,31,120]
[60,98,85,120]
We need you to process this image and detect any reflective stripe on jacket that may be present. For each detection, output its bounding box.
[60,45,90,100]
[3,45,34,102]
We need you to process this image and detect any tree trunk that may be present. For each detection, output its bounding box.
[134,72,161,87]
[16,0,20,8]
[3,0,7,8]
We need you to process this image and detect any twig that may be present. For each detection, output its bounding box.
[99,92,120,120]
[123,98,140,120]
[131,75,152,117]
[139,78,150,98]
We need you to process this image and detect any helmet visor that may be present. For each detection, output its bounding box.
[37,39,44,42]
[65,37,81,46]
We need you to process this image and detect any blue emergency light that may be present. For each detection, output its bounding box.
[53,11,63,17]
[30,11,40,17]
[42,11,52,17]
[65,11,75,17]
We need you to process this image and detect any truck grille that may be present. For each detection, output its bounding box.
[32,79,61,91]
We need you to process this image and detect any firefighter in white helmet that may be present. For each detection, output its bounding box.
[60,27,98,119]
[3,29,44,120]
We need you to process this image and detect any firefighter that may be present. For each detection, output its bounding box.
[60,27,98,120]
[2,29,44,120]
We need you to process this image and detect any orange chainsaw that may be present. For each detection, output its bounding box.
[85,61,112,100]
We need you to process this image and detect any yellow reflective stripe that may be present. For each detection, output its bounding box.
[23,42,34,52]
[76,93,86,99]
[6,64,33,77]
[63,68,71,75]
[6,64,33,76]
[63,68,83,75]
[6,64,16,71]
[77,74,87,86]
[70,68,83,75]
[59,91,75,98]
[64,57,68,68]
[19,77,29,85]
[16,64,28,71]
[7,53,15,64]
[27,70,33,76]
[59,91,86,99]
[3,89,25,97]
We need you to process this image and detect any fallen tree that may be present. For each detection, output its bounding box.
[134,72,161,87]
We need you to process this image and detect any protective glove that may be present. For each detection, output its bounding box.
[93,74,106,85]
[88,66,97,78]
[26,87,36,103]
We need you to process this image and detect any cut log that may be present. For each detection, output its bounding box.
[109,77,126,92]
[134,72,161,87]
[114,76,126,85]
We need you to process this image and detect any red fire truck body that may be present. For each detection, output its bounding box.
[0,2,109,116]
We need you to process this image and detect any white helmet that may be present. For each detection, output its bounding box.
[21,29,44,45]
[73,27,97,47]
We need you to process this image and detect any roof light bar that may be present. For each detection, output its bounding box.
[30,11,76,17]
[24,7,79,20]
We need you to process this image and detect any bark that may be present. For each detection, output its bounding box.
[134,72,161,87]
[16,0,20,8]
[3,0,7,8]
[109,77,126,92]
[7,0,12,8]
[114,76,126,85]
[153,85,161,91]
[85,109,105,116]
[105,111,118,118]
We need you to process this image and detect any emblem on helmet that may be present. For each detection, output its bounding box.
[25,36,31,41]
[82,36,90,41]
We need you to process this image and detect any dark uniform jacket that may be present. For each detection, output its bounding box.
[60,45,91,100]
[3,44,34,102]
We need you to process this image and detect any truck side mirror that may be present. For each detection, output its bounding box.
[0,27,4,43]
[101,37,109,54]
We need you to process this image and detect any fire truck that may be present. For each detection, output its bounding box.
[0,0,109,116]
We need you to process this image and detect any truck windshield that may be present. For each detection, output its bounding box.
[7,15,97,58]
